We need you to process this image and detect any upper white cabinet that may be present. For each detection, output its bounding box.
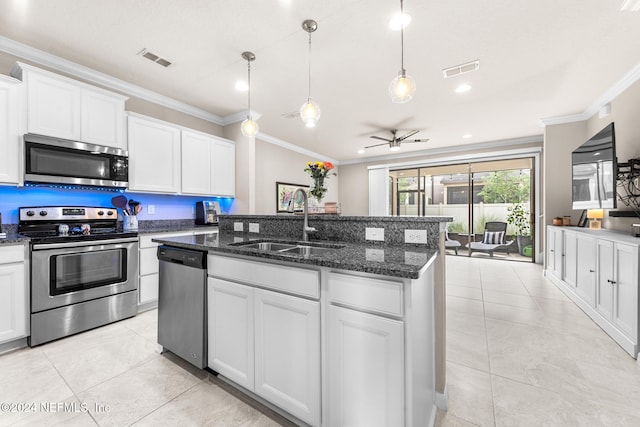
[12,62,127,149]
[0,245,28,345]
[546,226,640,358]
[127,113,181,193]
[181,129,235,197]
[0,75,21,185]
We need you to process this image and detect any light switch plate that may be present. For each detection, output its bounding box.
[365,227,384,241]
[405,229,428,244]
[234,222,244,232]
[147,205,155,215]
[249,223,260,233]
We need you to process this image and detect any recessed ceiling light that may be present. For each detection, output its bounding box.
[357,148,365,154]
[455,83,472,94]
[388,11,411,30]
[235,81,248,91]
[463,133,472,138]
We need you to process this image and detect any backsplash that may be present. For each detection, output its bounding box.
[219,215,452,248]
[0,185,234,224]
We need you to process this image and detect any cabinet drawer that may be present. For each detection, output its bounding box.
[329,272,403,317]
[208,254,319,299]
[0,245,25,264]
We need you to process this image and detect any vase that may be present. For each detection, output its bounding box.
[310,176,327,202]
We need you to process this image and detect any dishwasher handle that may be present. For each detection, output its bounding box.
[157,245,207,269]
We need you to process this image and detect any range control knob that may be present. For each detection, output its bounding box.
[26,210,35,217]
[97,210,105,216]
[39,210,48,217]
[107,211,114,216]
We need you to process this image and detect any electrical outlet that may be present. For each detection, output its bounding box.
[147,205,155,215]
[405,229,428,244]
[234,222,244,232]
[365,227,385,241]
[249,223,260,233]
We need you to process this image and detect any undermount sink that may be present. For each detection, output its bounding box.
[231,239,344,256]
[279,246,335,256]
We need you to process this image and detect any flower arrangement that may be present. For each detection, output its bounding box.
[304,161,336,201]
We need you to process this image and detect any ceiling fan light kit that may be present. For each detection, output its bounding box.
[240,51,259,137]
[300,19,321,128]
[389,0,415,103]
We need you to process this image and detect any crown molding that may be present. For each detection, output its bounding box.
[0,35,224,125]
[222,109,262,125]
[540,62,640,126]
[257,133,339,165]
[340,135,543,166]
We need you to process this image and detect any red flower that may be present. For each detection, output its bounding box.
[324,162,334,170]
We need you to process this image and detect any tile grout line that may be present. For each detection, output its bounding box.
[478,263,498,427]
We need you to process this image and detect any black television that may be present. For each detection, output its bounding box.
[571,122,617,210]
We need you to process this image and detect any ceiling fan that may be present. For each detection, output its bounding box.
[365,129,429,151]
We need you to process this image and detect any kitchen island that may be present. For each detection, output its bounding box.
[153,214,451,427]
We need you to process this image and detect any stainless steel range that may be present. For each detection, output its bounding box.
[19,206,139,346]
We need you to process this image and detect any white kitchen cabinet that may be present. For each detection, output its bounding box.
[254,288,320,425]
[328,305,404,427]
[12,62,127,148]
[127,113,181,193]
[596,239,615,320]
[574,233,596,306]
[546,226,640,358]
[212,139,235,197]
[546,226,563,280]
[208,278,254,390]
[181,129,235,197]
[563,230,577,288]
[207,254,321,426]
[0,75,21,185]
[0,245,27,345]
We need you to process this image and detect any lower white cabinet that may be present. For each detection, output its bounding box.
[546,226,640,358]
[0,245,27,344]
[563,230,578,288]
[546,226,564,280]
[207,258,321,426]
[328,305,404,427]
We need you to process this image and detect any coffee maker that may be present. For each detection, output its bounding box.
[195,201,220,225]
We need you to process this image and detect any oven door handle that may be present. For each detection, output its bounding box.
[32,237,139,250]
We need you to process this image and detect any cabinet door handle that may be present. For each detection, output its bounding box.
[550,249,555,252]
[607,279,617,284]
[589,269,595,273]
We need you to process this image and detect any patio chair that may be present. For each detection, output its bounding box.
[466,222,513,257]
[444,229,462,255]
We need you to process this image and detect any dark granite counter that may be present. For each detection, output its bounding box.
[152,232,438,279]
[0,233,29,245]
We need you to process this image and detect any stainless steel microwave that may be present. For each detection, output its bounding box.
[24,134,128,188]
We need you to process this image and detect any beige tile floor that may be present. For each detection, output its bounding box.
[2,256,640,426]
[437,255,640,427]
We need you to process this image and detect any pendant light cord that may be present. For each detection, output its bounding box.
[400,0,405,73]
[308,31,312,100]
[247,59,252,118]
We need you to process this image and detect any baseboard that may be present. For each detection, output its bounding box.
[0,337,28,355]
[435,384,448,410]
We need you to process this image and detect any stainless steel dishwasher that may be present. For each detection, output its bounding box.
[157,245,207,369]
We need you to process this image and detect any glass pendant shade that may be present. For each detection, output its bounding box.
[389,70,416,103]
[300,98,321,128]
[241,117,258,137]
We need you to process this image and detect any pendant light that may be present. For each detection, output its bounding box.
[389,0,415,103]
[300,19,321,128]
[240,51,258,137]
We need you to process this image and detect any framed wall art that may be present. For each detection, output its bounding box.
[276,182,309,213]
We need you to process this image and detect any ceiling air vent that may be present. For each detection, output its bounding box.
[442,60,480,79]
[137,48,172,68]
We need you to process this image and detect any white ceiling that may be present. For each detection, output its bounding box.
[1,0,639,162]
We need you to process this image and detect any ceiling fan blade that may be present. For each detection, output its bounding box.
[403,138,430,144]
[364,141,391,149]
[396,130,420,142]
[369,135,393,142]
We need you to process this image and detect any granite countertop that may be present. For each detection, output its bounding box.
[0,233,30,245]
[136,225,218,235]
[152,232,438,279]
